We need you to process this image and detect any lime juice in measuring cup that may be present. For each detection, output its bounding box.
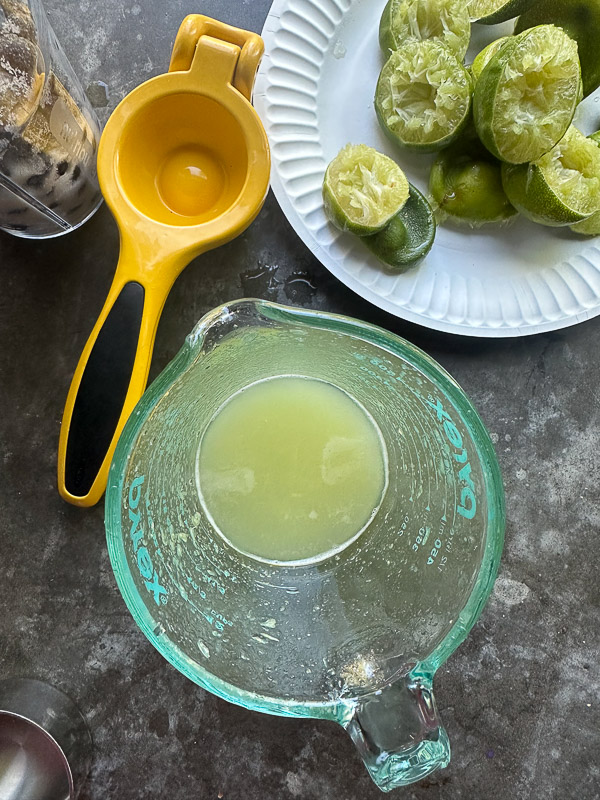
[105,299,505,792]
[197,374,388,565]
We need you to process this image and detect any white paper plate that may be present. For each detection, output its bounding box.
[254,0,600,336]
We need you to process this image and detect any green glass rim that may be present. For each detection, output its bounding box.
[105,298,505,719]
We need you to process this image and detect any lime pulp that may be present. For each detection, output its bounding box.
[379,0,471,59]
[473,24,581,164]
[501,125,600,226]
[375,38,472,153]
[322,144,409,235]
[515,0,600,97]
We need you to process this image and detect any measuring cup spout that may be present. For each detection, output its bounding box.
[339,674,450,791]
[57,235,189,507]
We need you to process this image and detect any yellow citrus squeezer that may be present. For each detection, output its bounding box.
[57,15,270,506]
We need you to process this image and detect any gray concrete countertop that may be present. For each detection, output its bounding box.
[0,1,598,799]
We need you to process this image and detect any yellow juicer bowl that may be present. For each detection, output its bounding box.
[57,15,270,507]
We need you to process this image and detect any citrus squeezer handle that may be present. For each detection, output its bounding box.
[57,16,268,507]
[57,250,180,507]
[340,675,451,791]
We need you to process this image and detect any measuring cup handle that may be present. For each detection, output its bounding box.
[169,14,264,101]
[340,675,450,791]
[57,247,181,507]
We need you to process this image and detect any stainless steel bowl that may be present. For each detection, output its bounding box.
[0,678,92,800]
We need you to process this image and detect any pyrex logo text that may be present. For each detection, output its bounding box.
[128,476,168,605]
[427,398,477,520]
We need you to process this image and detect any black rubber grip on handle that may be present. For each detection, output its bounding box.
[64,282,145,497]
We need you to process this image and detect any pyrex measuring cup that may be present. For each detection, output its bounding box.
[57,15,270,507]
[105,300,505,792]
[0,0,102,237]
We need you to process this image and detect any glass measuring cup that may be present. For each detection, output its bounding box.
[0,0,102,237]
[105,300,505,791]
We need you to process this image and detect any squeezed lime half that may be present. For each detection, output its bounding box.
[570,210,600,235]
[516,0,600,97]
[473,24,581,164]
[430,136,517,226]
[379,0,471,59]
[375,39,472,153]
[470,37,511,82]
[502,125,600,226]
[469,0,533,24]
[322,144,409,235]
[363,183,436,270]
[570,131,600,234]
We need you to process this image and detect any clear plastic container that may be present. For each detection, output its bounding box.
[0,0,102,237]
